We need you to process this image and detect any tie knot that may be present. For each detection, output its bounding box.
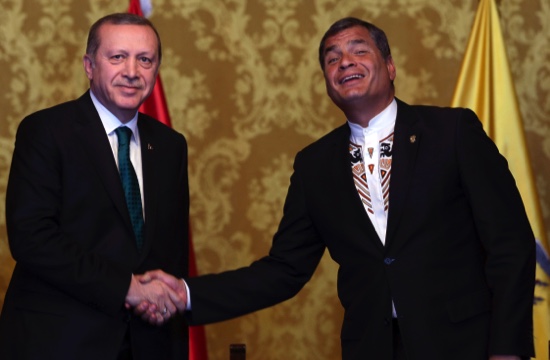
[115,127,133,147]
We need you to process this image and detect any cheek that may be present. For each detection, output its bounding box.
[325,80,335,95]
[144,71,158,85]
[96,70,114,85]
[324,73,336,89]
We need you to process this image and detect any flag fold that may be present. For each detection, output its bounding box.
[451,0,550,358]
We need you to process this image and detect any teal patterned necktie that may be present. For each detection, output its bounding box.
[115,127,144,250]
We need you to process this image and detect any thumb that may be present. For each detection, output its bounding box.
[166,286,187,312]
[136,273,152,284]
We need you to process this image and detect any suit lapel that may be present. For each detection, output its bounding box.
[385,99,422,248]
[137,116,158,257]
[73,92,134,234]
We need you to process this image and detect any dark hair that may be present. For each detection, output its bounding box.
[318,17,391,70]
[86,13,162,63]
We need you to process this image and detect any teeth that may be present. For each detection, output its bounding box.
[341,74,363,83]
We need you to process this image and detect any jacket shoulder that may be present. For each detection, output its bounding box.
[397,97,473,115]
[299,123,349,155]
[137,112,187,146]
[19,93,91,127]
[398,99,478,122]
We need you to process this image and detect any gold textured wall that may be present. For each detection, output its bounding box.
[1,0,549,359]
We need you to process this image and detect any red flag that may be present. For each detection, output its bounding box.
[128,0,144,16]
[128,1,208,359]
[140,76,172,127]
[187,228,209,360]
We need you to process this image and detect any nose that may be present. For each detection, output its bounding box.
[339,53,355,70]
[122,58,139,79]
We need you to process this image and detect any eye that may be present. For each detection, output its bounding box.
[138,56,154,68]
[109,54,125,63]
[326,56,339,65]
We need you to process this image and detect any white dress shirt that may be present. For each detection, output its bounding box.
[89,91,145,216]
[348,99,397,244]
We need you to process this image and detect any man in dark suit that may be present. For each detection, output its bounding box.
[143,17,536,360]
[0,13,189,360]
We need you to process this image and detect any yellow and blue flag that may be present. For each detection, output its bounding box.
[451,0,550,358]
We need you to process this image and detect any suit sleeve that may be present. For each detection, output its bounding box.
[185,150,326,325]
[456,109,535,356]
[6,115,130,316]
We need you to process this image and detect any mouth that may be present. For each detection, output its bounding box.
[339,74,364,84]
[115,82,144,90]
[119,85,142,90]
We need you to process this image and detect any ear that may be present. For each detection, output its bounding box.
[386,55,396,82]
[83,54,94,81]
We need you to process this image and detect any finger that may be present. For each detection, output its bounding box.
[157,297,176,315]
[144,269,163,281]
[149,270,180,290]
[147,302,159,313]
[165,286,186,313]
[133,301,150,316]
[136,273,151,284]
[158,297,176,318]
[162,294,178,315]
[161,306,171,319]
[142,310,163,326]
[167,294,185,313]
[154,311,165,326]
[151,281,179,314]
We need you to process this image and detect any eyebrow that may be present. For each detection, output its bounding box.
[349,38,368,46]
[324,44,338,56]
[324,38,369,57]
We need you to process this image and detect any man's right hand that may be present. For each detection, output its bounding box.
[125,274,186,326]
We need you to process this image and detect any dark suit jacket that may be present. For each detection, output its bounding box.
[0,91,190,360]
[186,99,535,360]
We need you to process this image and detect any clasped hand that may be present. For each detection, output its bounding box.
[125,270,187,326]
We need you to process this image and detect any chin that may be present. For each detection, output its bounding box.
[340,92,367,103]
[115,97,144,109]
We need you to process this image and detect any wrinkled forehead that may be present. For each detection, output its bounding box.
[98,23,157,42]
[97,25,158,57]
[323,27,373,53]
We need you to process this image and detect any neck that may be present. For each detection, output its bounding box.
[344,94,394,128]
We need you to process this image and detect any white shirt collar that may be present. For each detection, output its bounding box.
[89,90,139,138]
[348,98,397,137]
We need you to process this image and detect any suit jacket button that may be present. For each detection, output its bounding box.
[384,258,395,265]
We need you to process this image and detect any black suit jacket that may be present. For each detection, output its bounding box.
[186,99,535,360]
[0,92,190,360]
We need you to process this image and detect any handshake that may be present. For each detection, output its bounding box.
[124,270,187,326]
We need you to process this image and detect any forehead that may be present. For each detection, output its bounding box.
[97,23,158,52]
[324,26,374,50]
